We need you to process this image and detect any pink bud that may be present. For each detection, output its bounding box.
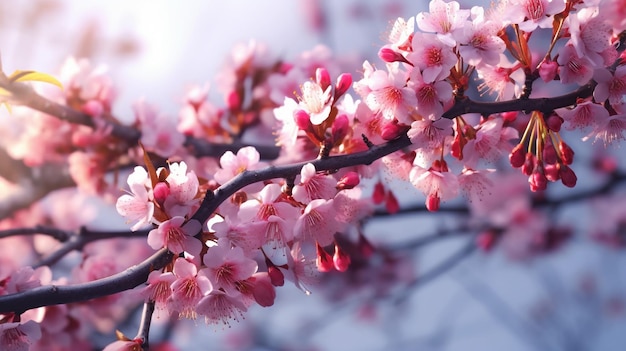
[316,242,334,272]
[425,193,440,212]
[522,153,536,176]
[334,73,353,99]
[544,163,559,182]
[545,114,563,132]
[509,144,525,168]
[82,100,104,117]
[539,59,558,82]
[385,191,400,214]
[378,47,409,64]
[226,91,241,110]
[251,273,276,307]
[559,164,577,188]
[558,141,574,165]
[267,265,284,287]
[153,182,170,206]
[295,110,312,131]
[529,165,548,192]
[331,114,349,146]
[476,231,497,252]
[373,181,386,204]
[501,111,518,123]
[316,67,331,91]
[333,243,351,272]
[543,144,558,165]
[336,171,360,190]
[381,122,407,140]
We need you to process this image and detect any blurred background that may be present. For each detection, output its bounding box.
[1,1,625,350]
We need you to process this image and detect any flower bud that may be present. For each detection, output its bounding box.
[315,67,331,91]
[378,47,409,64]
[558,141,574,165]
[335,73,353,99]
[522,153,536,176]
[333,243,351,272]
[153,182,170,206]
[544,163,559,182]
[501,111,518,123]
[385,191,400,214]
[295,110,312,131]
[529,165,548,192]
[226,90,241,111]
[373,181,386,204]
[336,171,360,190]
[381,122,407,140]
[267,265,284,287]
[546,114,563,132]
[509,144,525,168]
[559,164,577,188]
[331,114,349,146]
[539,59,558,82]
[316,242,334,272]
[425,193,440,212]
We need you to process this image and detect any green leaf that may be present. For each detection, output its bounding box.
[8,70,63,90]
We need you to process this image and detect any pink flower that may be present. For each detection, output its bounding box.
[583,113,626,146]
[273,97,301,147]
[457,7,506,67]
[462,118,518,168]
[298,81,333,125]
[410,68,453,120]
[476,55,524,100]
[103,339,142,351]
[135,99,185,158]
[202,244,258,294]
[4,266,50,294]
[141,270,175,314]
[567,7,613,67]
[407,118,454,150]
[116,166,154,231]
[0,321,42,351]
[195,290,247,326]
[409,162,460,209]
[211,215,266,253]
[147,217,202,255]
[387,16,415,50]
[415,0,469,46]
[293,199,344,246]
[283,241,320,295]
[503,0,566,32]
[163,162,200,218]
[214,146,261,185]
[292,163,337,203]
[557,44,594,86]
[458,168,495,203]
[407,33,457,83]
[593,66,626,105]
[556,101,609,131]
[364,64,417,123]
[167,258,213,319]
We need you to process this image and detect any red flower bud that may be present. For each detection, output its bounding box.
[153,182,170,206]
[315,67,331,91]
[378,47,409,64]
[336,171,360,190]
[546,114,563,132]
[381,122,407,140]
[335,73,352,99]
[316,242,334,272]
[385,191,400,214]
[333,243,351,272]
[426,193,440,212]
[559,164,577,188]
[509,144,526,168]
[267,265,284,287]
[529,165,548,192]
[558,141,574,165]
[522,153,536,176]
[331,114,349,146]
[373,181,386,204]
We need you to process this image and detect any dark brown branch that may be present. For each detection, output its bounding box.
[135,301,155,351]
[0,248,173,314]
[442,83,595,119]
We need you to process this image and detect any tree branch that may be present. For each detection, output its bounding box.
[0,248,173,314]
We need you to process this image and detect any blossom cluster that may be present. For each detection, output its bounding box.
[1,0,626,349]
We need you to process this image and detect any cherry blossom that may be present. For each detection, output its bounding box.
[0,321,42,351]
[415,0,469,46]
[292,163,337,203]
[167,258,213,319]
[363,64,417,122]
[147,217,202,255]
[202,244,258,294]
[407,33,457,83]
[115,166,155,231]
[214,146,261,185]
